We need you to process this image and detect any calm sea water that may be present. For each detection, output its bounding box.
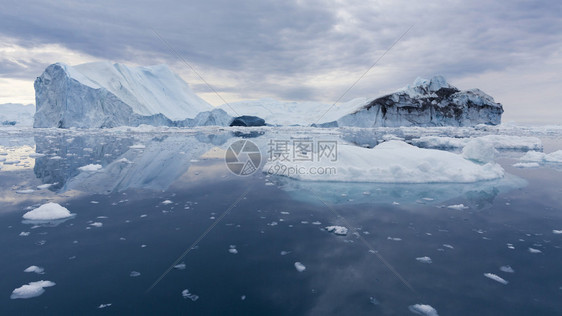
[1,127,561,315]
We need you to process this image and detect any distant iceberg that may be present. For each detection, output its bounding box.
[34,62,232,128]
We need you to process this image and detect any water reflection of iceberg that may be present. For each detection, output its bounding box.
[33,132,232,193]
[270,173,527,208]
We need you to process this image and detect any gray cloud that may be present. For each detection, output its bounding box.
[0,0,561,119]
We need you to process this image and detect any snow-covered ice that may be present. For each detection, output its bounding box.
[447,204,469,210]
[10,280,56,299]
[181,289,199,301]
[22,203,74,221]
[325,226,349,236]
[500,265,514,273]
[265,140,504,183]
[24,265,45,274]
[78,164,102,172]
[90,222,103,227]
[98,303,112,309]
[416,257,432,264]
[294,262,306,272]
[553,230,562,234]
[528,248,542,253]
[408,303,439,316]
[484,273,508,285]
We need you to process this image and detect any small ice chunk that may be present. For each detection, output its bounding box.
[24,266,45,274]
[228,245,238,254]
[241,295,246,300]
[161,200,173,205]
[500,265,514,273]
[10,280,56,299]
[443,244,454,249]
[16,189,35,194]
[513,162,540,168]
[78,164,102,172]
[98,303,112,309]
[416,256,432,264]
[447,204,468,210]
[408,303,439,316]
[90,222,103,227]
[19,231,30,236]
[129,271,141,277]
[325,226,348,236]
[280,251,291,256]
[181,289,199,301]
[528,248,542,253]
[484,273,508,285]
[174,263,186,270]
[387,237,402,241]
[23,203,74,221]
[553,230,562,234]
[294,262,306,272]
[36,184,53,190]
[280,211,290,215]
[311,221,322,225]
[369,296,380,305]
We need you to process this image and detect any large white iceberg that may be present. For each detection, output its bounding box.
[10,280,56,299]
[34,62,231,128]
[263,140,504,183]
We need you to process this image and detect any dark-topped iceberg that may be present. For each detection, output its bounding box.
[330,76,503,127]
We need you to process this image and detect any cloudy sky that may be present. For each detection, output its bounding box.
[1,0,560,123]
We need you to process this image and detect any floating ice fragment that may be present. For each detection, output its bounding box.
[513,162,540,168]
[369,296,380,305]
[387,237,402,241]
[280,251,291,256]
[443,244,454,249]
[228,245,238,254]
[182,289,199,301]
[528,248,542,253]
[90,222,103,227]
[408,303,439,316]
[484,273,508,285]
[500,265,514,273]
[19,232,30,236]
[16,189,35,194]
[129,271,141,277]
[553,230,562,234]
[10,280,56,299]
[280,211,290,215]
[36,183,53,190]
[294,262,306,272]
[325,226,348,236]
[416,257,432,264]
[241,295,246,300]
[78,164,102,172]
[174,263,186,270]
[23,203,74,221]
[447,204,469,210]
[162,200,173,205]
[24,266,45,274]
[98,303,112,309]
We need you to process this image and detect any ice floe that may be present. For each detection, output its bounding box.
[174,263,186,270]
[78,164,102,172]
[528,247,542,253]
[98,303,112,309]
[416,257,432,264]
[24,265,45,274]
[182,289,199,301]
[325,226,349,236]
[264,141,504,183]
[228,245,238,254]
[484,273,508,285]
[129,271,141,277]
[294,262,306,272]
[447,204,469,210]
[408,303,439,316]
[553,230,562,234]
[10,280,56,299]
[500,265,514,273]
[90,222,103,228]
[22,203,75,221]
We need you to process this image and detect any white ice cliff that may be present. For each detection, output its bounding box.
[34,62,231,128]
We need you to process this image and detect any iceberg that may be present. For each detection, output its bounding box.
[34,62,232,128]
[264,140,504,183]
[334,76,503,127]
[22,202,74,221]
[10,280,56,299]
